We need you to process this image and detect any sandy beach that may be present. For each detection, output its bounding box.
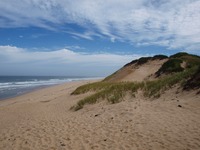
[0,80,200,150]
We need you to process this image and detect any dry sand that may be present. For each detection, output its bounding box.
[105,59,168,82]
[0,80,200,150]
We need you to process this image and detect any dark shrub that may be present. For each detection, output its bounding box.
[184,66,200,90]
[170,52,189,58]
[156,58,184,76]
[152,55,168,60]
[137,57,152,65]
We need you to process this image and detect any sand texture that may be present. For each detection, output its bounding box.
[0,80,200,150]
[105,59,167,82]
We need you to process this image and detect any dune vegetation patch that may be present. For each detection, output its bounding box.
[71,66,199,111]
[71,82,144,111]
[156,58,184,76]
[170,52,200,68]
[70,52,200,111]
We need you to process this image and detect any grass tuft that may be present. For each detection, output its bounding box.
[71,82,112,95]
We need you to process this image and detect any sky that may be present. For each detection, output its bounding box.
[0,0,200,76]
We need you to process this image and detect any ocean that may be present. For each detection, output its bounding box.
[0,76,98,100]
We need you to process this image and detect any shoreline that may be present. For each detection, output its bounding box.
[0,85,52,101]
[0,79,100,107]
[0,78,102,102]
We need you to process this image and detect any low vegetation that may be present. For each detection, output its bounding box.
[71,66,199,111]
[170,52,200,68]
[145,66,198,97]
[124,54,168,67]
[184,66,200,90]
[71,82,112,95]
[156,58,183,76]
[70,52,200,111]
[152,55,168,60]
[71,82,144,111]
[170,52,190,58]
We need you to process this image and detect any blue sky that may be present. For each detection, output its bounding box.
[0,0,200,76]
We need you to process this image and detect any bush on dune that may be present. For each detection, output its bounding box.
[156,58,184,76]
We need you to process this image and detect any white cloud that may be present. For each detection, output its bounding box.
[67,31,94,40]
[0,45,144,76]
[0,0,200,51]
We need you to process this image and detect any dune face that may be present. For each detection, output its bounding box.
[120,59,168,82]
[104,53,200,84]
[104,56,168,82]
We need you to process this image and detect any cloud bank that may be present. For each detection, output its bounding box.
[0,46,143,76]
[0,0,200,51]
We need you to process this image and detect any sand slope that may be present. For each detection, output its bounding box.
[0,81,200,150]
[105,59,167,82]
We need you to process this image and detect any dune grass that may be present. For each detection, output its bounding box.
[71,66,199,111]
[71,82,112,95]
[144,66,198,97]
[71,82,144,110]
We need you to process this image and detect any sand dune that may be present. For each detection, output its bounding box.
[105,59,167,82]
[0,80,200,150]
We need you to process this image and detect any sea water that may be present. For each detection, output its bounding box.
[0,76,98,100]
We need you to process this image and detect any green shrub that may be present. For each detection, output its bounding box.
[152,55,168,60]
[170,52,189,58]
[184,66,200,89]
[124,57,152,67]
[181,55,200,68]
[170,52,200,68]
[171,52,200,59]
[156,58,183,76]
[137,57,152,65]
